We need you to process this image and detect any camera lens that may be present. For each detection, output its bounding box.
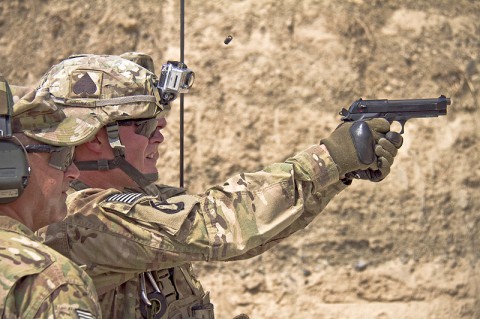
[162,92,176,102]
[184,72,195,89]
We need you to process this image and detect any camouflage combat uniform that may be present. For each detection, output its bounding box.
[17,54,349,318]
[40,144,346,319]
[0,216,101,319]
[1,76,101,318]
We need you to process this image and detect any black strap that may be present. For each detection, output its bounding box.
[74,155,159,196]
[70,179,91,191]
[74,158,120,171]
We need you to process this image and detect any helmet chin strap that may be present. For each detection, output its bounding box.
[74,123,160,196]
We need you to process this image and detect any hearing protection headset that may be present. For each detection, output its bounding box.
[0,76,30,204]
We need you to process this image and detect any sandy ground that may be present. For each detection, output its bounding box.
[1,0,479,318]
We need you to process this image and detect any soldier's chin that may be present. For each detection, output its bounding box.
[144,173,159,182]
[144,158,159,172]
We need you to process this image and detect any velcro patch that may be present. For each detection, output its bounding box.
[152,201,185,214]
[105,193,145,204]
[70,70,103,98]
[131,195,199,234]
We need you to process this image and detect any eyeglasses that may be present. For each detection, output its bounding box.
[117,118,158,138]
[25,144,75,172]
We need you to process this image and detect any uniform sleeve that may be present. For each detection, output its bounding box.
[31,271,102,319]
[0,238,101,319]
[183,144,347,260]
[37,261,101,319]
[41,145,346,275]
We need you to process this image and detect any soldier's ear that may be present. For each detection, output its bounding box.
[83,133,104,154]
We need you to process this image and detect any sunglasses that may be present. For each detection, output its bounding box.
[25,144,75,172]
[117,118,159,138]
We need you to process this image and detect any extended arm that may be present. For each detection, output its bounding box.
[41,145,344,274]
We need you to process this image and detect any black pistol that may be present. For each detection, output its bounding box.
[340,95,451,133]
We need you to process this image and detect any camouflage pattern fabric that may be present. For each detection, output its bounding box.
[13,54,167,147]
[119,52,156,73]
[0,216,101,319]
[11,86,101,147]
[39,145,347,318]
[6,75,102,148]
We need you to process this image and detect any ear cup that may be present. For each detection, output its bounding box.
[0,139,30,204]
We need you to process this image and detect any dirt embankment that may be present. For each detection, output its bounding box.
[1,0,479,318]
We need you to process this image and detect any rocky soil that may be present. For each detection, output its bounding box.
[1,0,479,318]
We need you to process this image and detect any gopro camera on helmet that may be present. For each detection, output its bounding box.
[0,76,30,204]
[157,61,195,104]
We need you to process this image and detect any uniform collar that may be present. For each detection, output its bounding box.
[0,215,35,237]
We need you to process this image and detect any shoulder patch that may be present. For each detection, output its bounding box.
[104,193,146,204]
[99,192,153,215]
[152,201,185,214]
[128,195,200,235]
[76,309,96,319]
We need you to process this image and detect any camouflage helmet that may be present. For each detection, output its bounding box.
[12,87,100,147]
[19,54,166,146]
[120,51,156,74]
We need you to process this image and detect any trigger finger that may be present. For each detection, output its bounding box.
[386,131,403,148]
[367,118,390,133]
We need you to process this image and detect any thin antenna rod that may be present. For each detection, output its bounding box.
[179,0,185,188]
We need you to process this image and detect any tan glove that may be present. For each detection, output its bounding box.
[352,131,403,182]
[321,118,402,181]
